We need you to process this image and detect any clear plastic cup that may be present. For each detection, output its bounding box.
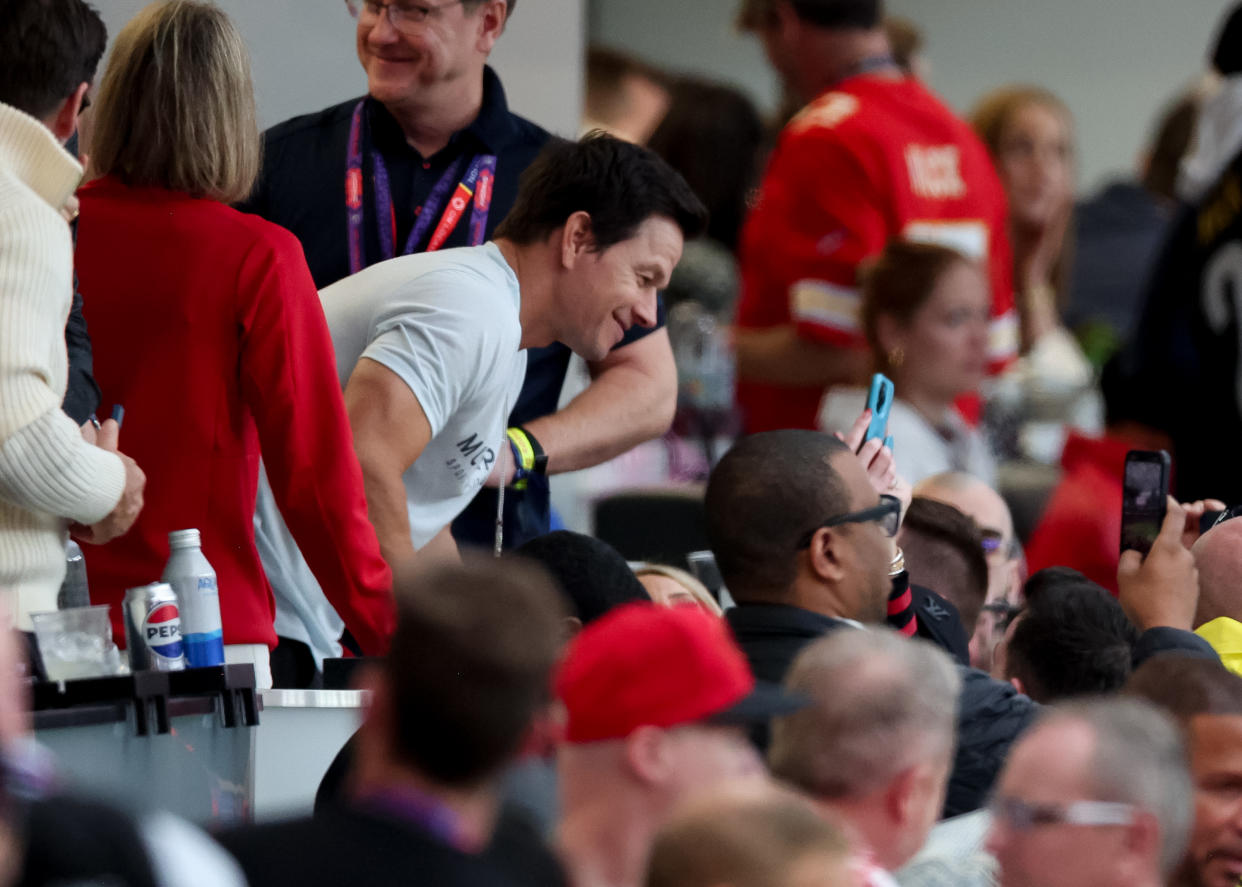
[30,605,123,681]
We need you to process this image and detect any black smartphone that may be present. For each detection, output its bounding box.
[686,550,724,599]
[1120,449,1171,556]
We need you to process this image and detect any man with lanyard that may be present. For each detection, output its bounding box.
[242,0,677,675]
[731,0,1016,434]
[218,559,570,887]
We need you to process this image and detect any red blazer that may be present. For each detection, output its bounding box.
[75,177,393,652]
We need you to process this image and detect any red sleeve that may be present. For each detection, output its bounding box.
[235,225,395,656]
[754,129,889,347]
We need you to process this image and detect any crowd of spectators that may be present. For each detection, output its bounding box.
[5,0,1242,885]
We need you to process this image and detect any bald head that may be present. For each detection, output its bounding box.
[915,472,1014,539]
[1193,519,1242,628]
[646,783,851,887]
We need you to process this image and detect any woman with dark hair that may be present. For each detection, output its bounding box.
[818,239,997,485]
[644,77,765,475]
[647,76,764,316]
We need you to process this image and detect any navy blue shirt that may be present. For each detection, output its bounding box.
[242,67,662,547]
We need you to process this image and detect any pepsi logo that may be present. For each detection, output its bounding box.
[144,602,184,661]
[346,168,363,210]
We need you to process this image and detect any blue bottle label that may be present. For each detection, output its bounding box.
[184,629,225,668]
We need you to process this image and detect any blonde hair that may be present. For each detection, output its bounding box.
[633,563,723,616]
[90,0,260,203]
[968,84,1073,161]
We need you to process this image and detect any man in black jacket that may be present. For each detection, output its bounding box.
[704,431,1217,817]
[218,558,568,887]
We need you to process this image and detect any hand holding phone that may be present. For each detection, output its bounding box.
[1118,497,1197,631]
[1120,449,1171,556]
[862,374,894,450]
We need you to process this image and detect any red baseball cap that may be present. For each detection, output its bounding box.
[555,602,806,743]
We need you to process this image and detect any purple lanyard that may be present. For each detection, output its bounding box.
[357,787,470,851]
[346,100,497,274]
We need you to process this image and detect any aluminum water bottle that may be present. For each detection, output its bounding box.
[162,529,224,668]
[58,539,90,610]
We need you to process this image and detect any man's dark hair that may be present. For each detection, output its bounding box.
[493,132,708,250]
[705,431,851,601]
[512,530,650,624]
[0,0,107,119]
[1006,572,1139,703]
[385,558,566,787]
[1126,656,1242,724]
[898,498,988,634]
[738,0,881,31]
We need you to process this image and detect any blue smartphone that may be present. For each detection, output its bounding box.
[863,373,895,448]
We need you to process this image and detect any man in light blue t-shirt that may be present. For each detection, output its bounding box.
[255,134,707,665]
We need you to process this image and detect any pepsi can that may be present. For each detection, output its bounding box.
[123,583,186,672]
[162,529,225,668]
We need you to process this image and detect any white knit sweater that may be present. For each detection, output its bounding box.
[0,102,125,627]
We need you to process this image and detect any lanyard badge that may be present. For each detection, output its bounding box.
[345,100,497,274]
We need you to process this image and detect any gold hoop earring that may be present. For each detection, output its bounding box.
[888,346,904,368]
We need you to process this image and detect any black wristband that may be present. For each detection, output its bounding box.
[515,425,548,475]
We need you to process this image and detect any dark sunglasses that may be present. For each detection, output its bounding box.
[796,494,902,549]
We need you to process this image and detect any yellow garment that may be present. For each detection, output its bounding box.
[1196,617,1242,677]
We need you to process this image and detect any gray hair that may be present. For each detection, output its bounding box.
[1042,699,1193,879]
[769,628,961,799]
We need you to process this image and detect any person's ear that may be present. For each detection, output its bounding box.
[47,82,89,146]
[475,0,508,53]
[624,725,674,786]
[350,664,394,787]
[772,0,801,41]
[1008,675,1025,696]
[874,313,906,361]
[355,665,392,747]
[806,526,849,584]
[1121,810,1162,879]
[885,764,921,827]
[560,211,595,269]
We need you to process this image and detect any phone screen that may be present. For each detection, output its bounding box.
[1121,454,1169,555]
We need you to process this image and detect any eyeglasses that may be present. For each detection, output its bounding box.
[989,795,1136,832]
[346,0,464,32]
[796,495,902,549]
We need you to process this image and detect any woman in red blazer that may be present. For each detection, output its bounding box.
[75,0,393,686]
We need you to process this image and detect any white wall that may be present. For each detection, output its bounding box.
[92,0,584,137]
[590,0,1234,191]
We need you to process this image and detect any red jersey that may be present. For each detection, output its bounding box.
[736,74,1017,432]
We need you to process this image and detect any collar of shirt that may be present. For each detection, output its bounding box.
[725,603,850,640]
[365,65,519,162]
